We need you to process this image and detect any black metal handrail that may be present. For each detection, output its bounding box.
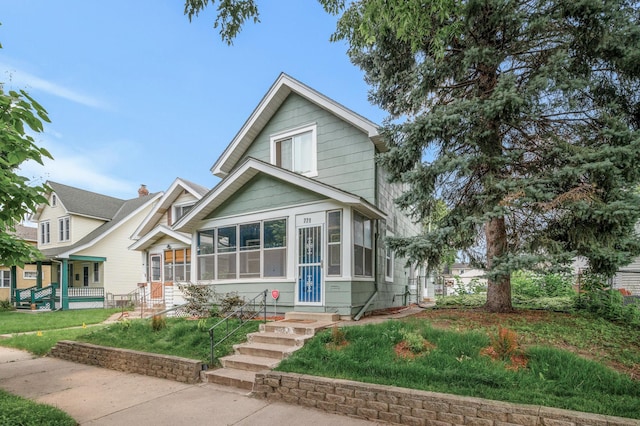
[209,290,267,365]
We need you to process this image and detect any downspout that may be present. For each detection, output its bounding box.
[354,287,378,321]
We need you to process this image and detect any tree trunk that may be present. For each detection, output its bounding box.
[484,216,513,312]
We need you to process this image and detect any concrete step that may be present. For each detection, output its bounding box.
[284,312,340,322]
[260,320,336,336]
[219,354,280,372]
[203,368,255,391]
[247,331,311,347]
[233,342,298,359]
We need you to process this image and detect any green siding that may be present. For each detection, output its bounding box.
[206,174,325,219]
[241,93,377,204]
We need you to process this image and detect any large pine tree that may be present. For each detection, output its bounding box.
[330,0,640,311]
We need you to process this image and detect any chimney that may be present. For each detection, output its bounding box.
[138,184,149,197]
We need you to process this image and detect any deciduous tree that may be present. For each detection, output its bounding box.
[0,39,52,267]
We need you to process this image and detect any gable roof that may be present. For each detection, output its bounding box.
[129,225,192,251]
[131,177,209,240]
[37,185,162,259]
[32,181,126,221]
[175,157,386,234]
[9,224,38,242]
[210,73,383,178]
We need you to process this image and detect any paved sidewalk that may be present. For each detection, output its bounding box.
[0,346,382,425]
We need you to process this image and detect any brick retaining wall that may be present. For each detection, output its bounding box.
[50,340,202,384]
[253,371,638,426]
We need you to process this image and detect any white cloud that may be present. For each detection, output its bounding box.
[0,61,109,110]
[17,136,138,199]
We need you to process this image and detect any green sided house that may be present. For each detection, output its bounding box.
[26,181,161,309]
[173,73,421,319]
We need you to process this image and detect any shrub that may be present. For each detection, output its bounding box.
[481,327,528,370]
[178,283,213,318]
[151,314,166,332]
[217,292,246,316]
[399,329,428,354]
[0,299,14,312]
[511,271,574,299]
[575,270,640,327]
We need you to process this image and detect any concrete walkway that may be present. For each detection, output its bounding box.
[0,346,383,425]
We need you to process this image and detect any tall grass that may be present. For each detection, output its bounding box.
[276,319,640,419]
[77,317,261,364]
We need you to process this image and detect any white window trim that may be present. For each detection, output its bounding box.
[23,270,38,280]
[197,217,288,281]
[385,247,394,282]
[40,221,50,245]
[0,270,10,287]
[93,262,100,283]
[385,230,395,282]
[51,193,57,207]
[173,202,195,223]
[58,216,70,242]
[269,123,318,177]
[352,212,374,278]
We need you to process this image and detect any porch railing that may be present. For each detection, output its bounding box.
[14,284,57,308]
[14,286,38,304]
[68,287,105,298]
[209,290,267,365]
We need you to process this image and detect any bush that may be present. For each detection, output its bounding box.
[217,292,247,316]
[0,299,14,312]
[511,271,574,298]
[575,271,640,327]
[178,283,213,318]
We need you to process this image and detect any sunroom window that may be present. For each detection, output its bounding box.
[270,125,317,176]
[353,212,373,277]
[327,210,341,276]
[196,219,287,281]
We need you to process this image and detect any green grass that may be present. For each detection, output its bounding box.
[0,327,107,356]
[0,313,261,363]
[0,389,76,426]
[77,317,262,364]
[276,318,640,419]
[0,309,121,334]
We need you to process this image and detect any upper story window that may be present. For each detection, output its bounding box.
[40,221,50,245]
[173,203,194,223]
[270,124,317,177]
[51,194,57,207]
[59,216,70,242]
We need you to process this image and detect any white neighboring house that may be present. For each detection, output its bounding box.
[28,182,161,310]
[440,263,487,296]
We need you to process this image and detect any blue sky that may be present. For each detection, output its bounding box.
[1,1,385,199]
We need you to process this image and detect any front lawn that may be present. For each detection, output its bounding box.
[276,312,640,419]
[0,308,121,334]
[77,317,262,363]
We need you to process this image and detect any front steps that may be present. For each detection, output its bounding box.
[203,312,338,390]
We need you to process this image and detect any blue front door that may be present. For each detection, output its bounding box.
[297,225,322,304]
